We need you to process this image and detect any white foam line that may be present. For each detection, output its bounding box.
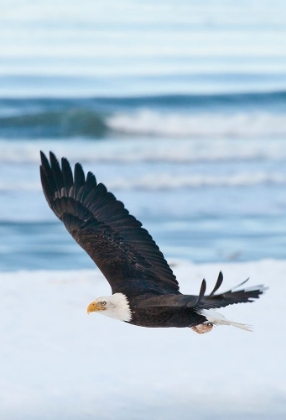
[1,173,286,192]
[107,110,286,138]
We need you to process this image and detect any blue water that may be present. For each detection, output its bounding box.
[1,0,286,271]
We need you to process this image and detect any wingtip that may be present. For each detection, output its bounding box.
[40,151,60,170]
[61,156,68,165]
[40,150,48,166]
[198,279,207,302]
[231,277,250,291]
[247,284,269,295]
[49,150,58,165]
[209,271,224,296]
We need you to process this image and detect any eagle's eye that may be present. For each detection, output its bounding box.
[206,322,213,326]
[101,301,107,306]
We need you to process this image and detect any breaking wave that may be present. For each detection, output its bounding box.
[107,110,286,138]
[0,91,286,139]
[1,108,286,139]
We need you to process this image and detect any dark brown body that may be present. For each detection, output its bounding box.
[128,303,206,328]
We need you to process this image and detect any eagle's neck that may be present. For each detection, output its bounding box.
[103,293,132,322]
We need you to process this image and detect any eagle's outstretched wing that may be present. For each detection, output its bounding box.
[40,151,179,295]
[192,272,266,310]
[136,272,266,310]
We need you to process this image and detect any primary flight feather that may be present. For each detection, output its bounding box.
[40,151,266,333]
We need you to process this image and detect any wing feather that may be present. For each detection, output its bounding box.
[192,273,266,309]
[128,273,266,312]
[40,152,179,295]
[61,157,74,193]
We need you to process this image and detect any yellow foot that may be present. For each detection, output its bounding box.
[191,323,213,334]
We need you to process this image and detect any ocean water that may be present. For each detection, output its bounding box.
[1,0,286,271]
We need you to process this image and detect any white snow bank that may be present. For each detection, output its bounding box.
[0,260,285,420]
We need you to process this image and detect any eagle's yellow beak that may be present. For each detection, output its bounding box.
[87,301,101,314]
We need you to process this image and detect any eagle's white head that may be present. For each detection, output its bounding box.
[86,293,132,322]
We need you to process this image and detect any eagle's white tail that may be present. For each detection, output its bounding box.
[199,309,252,332]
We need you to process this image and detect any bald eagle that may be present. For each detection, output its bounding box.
[40,152,266,334]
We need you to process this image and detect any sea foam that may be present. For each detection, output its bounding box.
[107,110,286,139]
[1,135,286,165]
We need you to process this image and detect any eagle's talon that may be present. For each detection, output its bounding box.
[191,323,213,334]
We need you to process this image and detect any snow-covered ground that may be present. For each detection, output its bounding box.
[0,259,284,420]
